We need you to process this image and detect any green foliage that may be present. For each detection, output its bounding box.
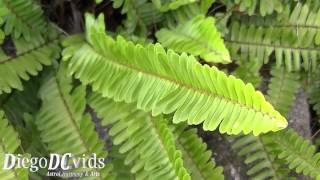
[0,111,29,180]
[0,0,47,40]
[1,0,320,179]
[267,66,300,116]
[156,15,231,63]
[63,14,287,136]
[89,93,191,179]
[35,65,113,179]
[0,35,61,94]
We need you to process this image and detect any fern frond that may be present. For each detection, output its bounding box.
[112,0,163,34]
[35,65,112,179]
[88,92,191,180]
[226,21,319,71]
[232,59,262,87]
[221,0,286,16]
[267,66,300,116]
[172,123,224,180]
[63,14,287,136]
[232,134,293,179]
[0,35,61,94]
[0,111,28,180]
[306,67,320,118]
[0,0,47,40]
[153,0,198,12]
[156,15,231,63]
[266,129,320,179]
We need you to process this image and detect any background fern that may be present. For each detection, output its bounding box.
[0,0,319,179]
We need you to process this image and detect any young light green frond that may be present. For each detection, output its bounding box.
[88,92,191,180]
[156,15,231,63]
[266,129,320,179]
[0,111,29,180]
[172,123,224,180]
[0,35,61,95]
[226,20,319,71]
[35,65,112,179]
[267,66,300,116]
[0,0,48,40]
[153,0,198,12]
[232,134,294,180]
[63,14,287,136]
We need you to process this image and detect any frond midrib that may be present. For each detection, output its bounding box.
[85,42,279,122]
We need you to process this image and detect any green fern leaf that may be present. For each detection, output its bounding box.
[35,65,113,179]
[172,123,224,180]
[0,35,60,94]
[0,111,29,180]
[153,0,198,12]
[88,92,191,180]
[0,0,48,40]
[266,129,320,179]
[156,15,231,63]
[63,14,287,136]
[267,66,300,116]
[232,134,294,179]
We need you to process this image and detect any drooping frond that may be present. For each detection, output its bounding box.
[153,0,198,12]
[172,123,224,180]
[88,92,191,180]
[226,21,320,71]
[267,66,300,116]
[62,14,287,136]
[232,135,293,179]
[0,111,28,180]
[156,15,231,63]
[0,0,48,40]
[112,0,163,34]
[35,65,113,179]
[220,0,286,16]
[0,35,61,94]
[266,129,320,179]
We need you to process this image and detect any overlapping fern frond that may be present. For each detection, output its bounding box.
[153,0,198,12]
[0,35,61,94]
[35,65,112,179]
[267,129,320,179]
[226,21,320,71]
[232,135,293,179]
[0,111,28,180]
[221,0,286,16]
[88,93,191,180]
[112,0,163,34]
[267,66,300,116]
[0,0,48,40]
[156,15,231,63]
[63,13,287,136]
[172,123,224,180]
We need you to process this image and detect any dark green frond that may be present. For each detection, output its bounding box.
[172,123,224,180]
[0,0,47,40]
[88,92,191,180]
[0,111,28,180]
[35,65,112,179]
[267,66,300,116]
[0,35,61,94]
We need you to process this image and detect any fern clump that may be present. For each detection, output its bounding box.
[0,1,319,179]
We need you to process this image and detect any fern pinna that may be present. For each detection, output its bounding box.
[0,0,320,180]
